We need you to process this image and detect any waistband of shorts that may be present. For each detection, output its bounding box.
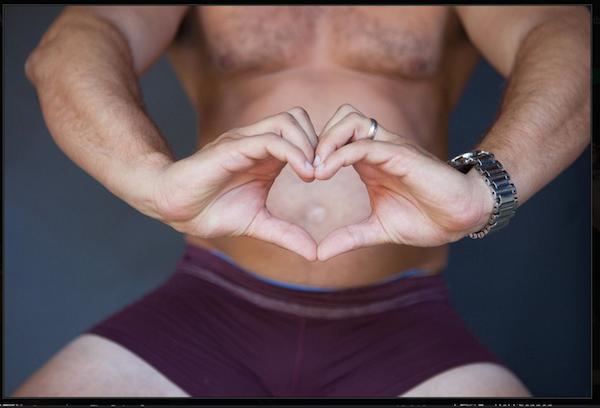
[175,244,450,318]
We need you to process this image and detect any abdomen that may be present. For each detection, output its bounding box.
[188,67,450,286]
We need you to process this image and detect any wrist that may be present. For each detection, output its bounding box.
[119,152,174,220]
[465,166,495,234]
[448,150,518,239]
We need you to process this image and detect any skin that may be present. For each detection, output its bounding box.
[16,5,589,397]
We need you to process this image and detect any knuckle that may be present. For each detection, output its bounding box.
[396,142,435,163]
[345,111,363,122]
[259,132,282,145]
[212,137,235,153]
[213,131,237,145]
[264,131,281,140]
[202,139,221,153]
[221,133,237,143]
[338,103,356,113]
[278,111,296,125]
[213,143,232,157]
[390,142,417,161]
[288,106,308,117]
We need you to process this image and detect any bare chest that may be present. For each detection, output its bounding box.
[192,5,461,78]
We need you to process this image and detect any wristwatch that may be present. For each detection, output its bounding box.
[448,150,518,239]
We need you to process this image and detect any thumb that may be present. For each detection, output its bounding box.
[317,215,389,261]
[245,208,317,261]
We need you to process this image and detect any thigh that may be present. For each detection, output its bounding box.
[399,362,532,397]
[11,334,188,397]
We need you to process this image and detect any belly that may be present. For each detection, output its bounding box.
[189,66,450,287]
[267,159,371,242]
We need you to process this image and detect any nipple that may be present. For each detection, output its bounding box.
[305,205,327,224]
[217,53,234,70]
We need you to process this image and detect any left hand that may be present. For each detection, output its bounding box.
[313,104,495,261]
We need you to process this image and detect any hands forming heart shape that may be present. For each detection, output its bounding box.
[152,104,494,262]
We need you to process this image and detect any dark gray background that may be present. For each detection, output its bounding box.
[3,5,592,397]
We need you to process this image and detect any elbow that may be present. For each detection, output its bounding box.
[24,48,42,86]
[24,13,64,87]
[24,9,97,87]
[24,35,57,87]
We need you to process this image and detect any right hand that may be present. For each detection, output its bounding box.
[152,108,319,260]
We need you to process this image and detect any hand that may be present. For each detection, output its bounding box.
[152,108,319,260]
[313,104,495,261]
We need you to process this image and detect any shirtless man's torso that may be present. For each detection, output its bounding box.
[172,5,474,288]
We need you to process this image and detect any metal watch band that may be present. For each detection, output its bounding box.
[448,150,518,239]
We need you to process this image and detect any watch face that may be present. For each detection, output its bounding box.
[459,151,478,161]
[451,151,479,164]
[449,151,493,174]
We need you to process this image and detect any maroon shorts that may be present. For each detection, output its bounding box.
[86,244,507,397]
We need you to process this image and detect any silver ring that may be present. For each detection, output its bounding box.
[367,118,378,140]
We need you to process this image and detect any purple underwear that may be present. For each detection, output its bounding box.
[85,244,507,396]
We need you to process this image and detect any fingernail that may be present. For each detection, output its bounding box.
[304,161,314,171]
[313,155,321,167]
[316,163,324,172]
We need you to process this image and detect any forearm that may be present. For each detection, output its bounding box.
[26,9,174,218]
[475,12,590,206]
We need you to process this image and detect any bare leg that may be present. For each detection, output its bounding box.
[12,334,188,397]
[399,362,532,397]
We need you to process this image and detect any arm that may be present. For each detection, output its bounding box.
[26,11,319,259]
[315,6,590,260]
[25,5,189,219]
[455,5,591,207]
[312,7,590,259]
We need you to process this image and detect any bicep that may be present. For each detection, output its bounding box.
[63,5,191,74]
[455,5,589,77]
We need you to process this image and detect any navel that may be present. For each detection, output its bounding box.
[305,205,327,224]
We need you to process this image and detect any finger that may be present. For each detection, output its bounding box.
[315,111,371,164]
[315,104,361,166]
[319,103,360,136]
[219,133,315,181]
[246,208,317,261]
[317,215,389,261]
[316,113,399,166]
[287,106,318,148]
[315,140,409,180]
[236,111,315,162]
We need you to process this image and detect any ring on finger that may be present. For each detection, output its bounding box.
[367,118,378,140]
